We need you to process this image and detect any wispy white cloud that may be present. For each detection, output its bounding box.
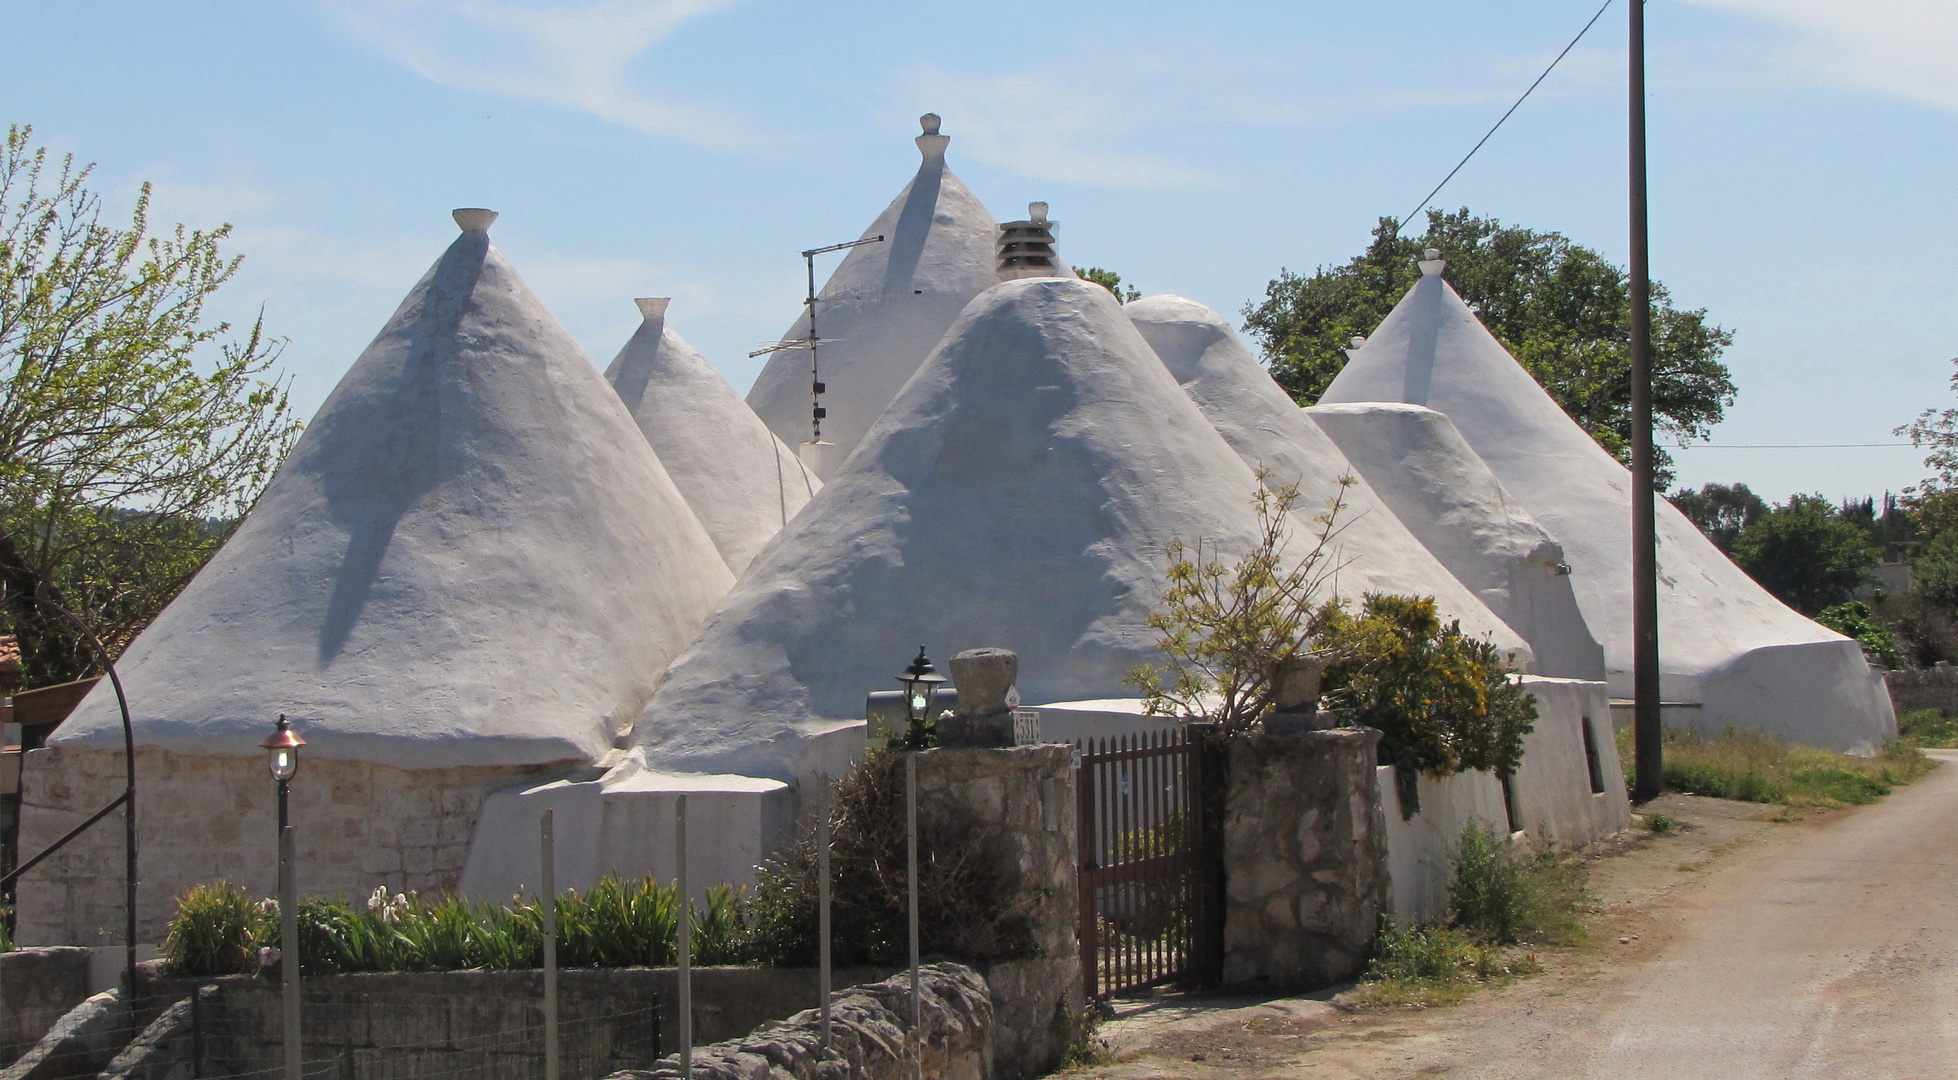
[898,68,1228,193]
[1677,0,1958,109]
[316,0,749,146]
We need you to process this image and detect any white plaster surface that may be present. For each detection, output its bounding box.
[606,299,821,575]
[1509,676,1631,847]
[1377,765,1509,926]
[1319,265,1894,752]
[1123,294,1534,668]
[628,277,1290,782]
[52,220,735,768]
[1308,401,1604,681]
[745,120,1001,480]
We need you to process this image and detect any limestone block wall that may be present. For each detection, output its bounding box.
[1885,666,1958,717]
[15,747,568,946]
[1220,728,1390,990]
[911,746,1078,1080]
[0,948,91,1062]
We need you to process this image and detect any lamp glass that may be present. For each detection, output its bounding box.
[269,747,297,782]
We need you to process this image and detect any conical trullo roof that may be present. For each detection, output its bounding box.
[630,277,1279,779]
[1124,295,1540,669]
[54,211,737,767]
[745,114,1000,480]
[1319,258,1893,750]
[606,298,822,575]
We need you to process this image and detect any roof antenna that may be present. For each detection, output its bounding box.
[750,235,887,463]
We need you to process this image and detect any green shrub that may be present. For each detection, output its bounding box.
[1319,594,1537,817]
[1448,821,1586,946]
[164,882,271,976]
[746,748,1034,968]
[1814,601,1901,669]
[1640,813,1675,834]
[1363,922,1497,985]
[1897,708,1958,748]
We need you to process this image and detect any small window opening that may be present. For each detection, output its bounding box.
[1580,716,1607,794]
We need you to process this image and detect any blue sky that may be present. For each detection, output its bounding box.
[4,0,1952,503]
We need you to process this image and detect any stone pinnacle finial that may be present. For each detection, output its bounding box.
[1419,247,1445,276]
[1028,201,1049,223]
[634,297,672,320]
[453,208,498,232]
[1349,335,1367,349]
[997,203,1061,281]
[1423,248,1440,261]
[916,113,950,159]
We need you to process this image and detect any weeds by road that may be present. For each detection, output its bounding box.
[1616,726,1932,809]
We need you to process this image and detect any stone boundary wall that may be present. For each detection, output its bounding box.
[611,963,992,1080]
[0,948,91,1062]
[15,746,567,945]
[1885,667,1958,716]
[134,965,898,1077]
[1221,728,1389,991]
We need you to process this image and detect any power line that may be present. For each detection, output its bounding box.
[1395,0,1618,236]
[1674,442,1916,449]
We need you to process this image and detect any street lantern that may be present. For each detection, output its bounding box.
[262,714,304,782]
[896,646,946,748]
[261,715,305,835]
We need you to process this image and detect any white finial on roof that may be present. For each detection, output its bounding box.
[916,113,950,160]
[1349,335,1367,349]
[1419,248,1445,276]
[453,208,498,232]
[1028,201,1049,223]
[634,297,672,320]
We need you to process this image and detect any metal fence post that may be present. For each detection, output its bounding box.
[190,987,204,1079]
[542,809,558,1080]
[817,780,832,1051]
[906,752,920,1077]
[280,824,301,1080]
[676,795,690,1079]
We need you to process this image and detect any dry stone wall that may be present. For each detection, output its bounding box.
[1221,727,1389,990]
[614,963,992,1080]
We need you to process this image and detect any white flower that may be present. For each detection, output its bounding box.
[366,886,389,912]
[258,946,281,967]
[258,899,279,915]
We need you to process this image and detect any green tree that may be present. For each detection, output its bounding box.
[1077,266,1140,303]
[1669,482,1766,555]
[1242,209,1736,487]
[1729,494,1877,616]
[1126,474,1352,734]
[1896,357,1958,492]
[1813,601,1901,669]
[0,125,299,684]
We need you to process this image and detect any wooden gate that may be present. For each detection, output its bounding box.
[1076,726,1222,1001]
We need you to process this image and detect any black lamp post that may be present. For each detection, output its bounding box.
[896,646,945,749]
[260,715,304,836]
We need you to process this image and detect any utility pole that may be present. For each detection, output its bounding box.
[1629,0,1663,802]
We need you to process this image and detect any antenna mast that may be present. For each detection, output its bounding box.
[751,235,886,445]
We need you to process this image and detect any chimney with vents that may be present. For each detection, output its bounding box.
[997,202,1060,280]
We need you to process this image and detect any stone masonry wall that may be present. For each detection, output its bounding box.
[911,746,1078,1080]
[1885,666,1958,716]
[16,746,567,946]
[1221,727,1389,991]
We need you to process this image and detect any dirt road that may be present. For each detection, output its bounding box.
[1077,749,1958,1079]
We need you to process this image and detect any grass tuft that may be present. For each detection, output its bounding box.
[1897,709,1958,749]
[1616,726,1933,809]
